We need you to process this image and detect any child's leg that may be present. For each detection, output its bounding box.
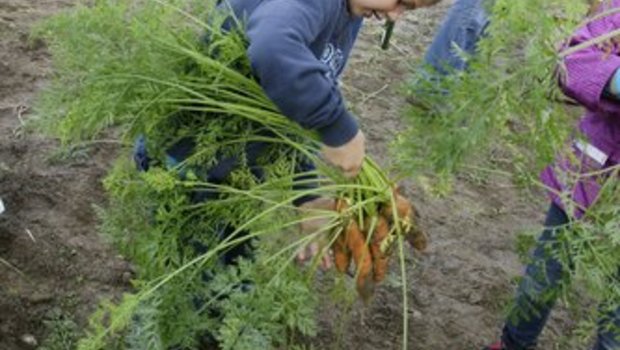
[501,202,570,349]
[423,0,490,75]
[292,156,319,207]
[134,134,258,265]
[593,296,620,350]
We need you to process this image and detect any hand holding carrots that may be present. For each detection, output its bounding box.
[321,130,366,178]
[295,185,428,301]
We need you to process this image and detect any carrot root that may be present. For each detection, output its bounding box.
[333,233,351,273]
[369,216,390,282]
[346,220,374,300]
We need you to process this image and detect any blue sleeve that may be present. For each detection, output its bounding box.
[245,0,359,147]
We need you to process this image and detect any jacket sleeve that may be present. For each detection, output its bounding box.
[245,0,359,147]
[559,5,620,114]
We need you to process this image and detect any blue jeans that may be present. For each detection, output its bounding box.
[133,135,256,266]
[502,203,620,350]
[423,0,490,75]
[133,134,320,264]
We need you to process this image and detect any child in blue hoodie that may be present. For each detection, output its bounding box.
[229,0,441,265]
[135,0,441,266]
[219,0,440,178]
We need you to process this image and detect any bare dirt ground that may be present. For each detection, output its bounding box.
[0,1,131,349]
[0,1,581,349]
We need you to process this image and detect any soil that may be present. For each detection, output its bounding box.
[0,1,583,349]
[0,1,132,349]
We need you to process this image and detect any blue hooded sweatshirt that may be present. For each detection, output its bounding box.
[222,0,362,147]
[136,0,362,191]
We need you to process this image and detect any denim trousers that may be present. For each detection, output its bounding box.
[502,202,620,350]
[423,0,490,74]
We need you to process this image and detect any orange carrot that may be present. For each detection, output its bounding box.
[382,190,428,252]
[332,232,351,273]
[403,198,428,251]
[331,198,352,272]
[346,219,374,301]
[407,227,429,252]
[369,215,390,282]
[381,192,412,222]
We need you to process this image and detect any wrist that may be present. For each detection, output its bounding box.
[317,111,359,147]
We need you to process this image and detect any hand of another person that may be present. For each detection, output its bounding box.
[321,130,366,178]
[296,197,337,270]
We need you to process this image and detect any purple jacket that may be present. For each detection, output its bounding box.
[541,0,620,218]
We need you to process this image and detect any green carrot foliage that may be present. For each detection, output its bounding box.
[400,0,619,344]
[34,0,411,348]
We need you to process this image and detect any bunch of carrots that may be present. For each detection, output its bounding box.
[330,185,428,301]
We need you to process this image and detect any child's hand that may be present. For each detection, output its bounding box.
[321,130,366,178]
[296,197,337,270]
[296,242,333,270]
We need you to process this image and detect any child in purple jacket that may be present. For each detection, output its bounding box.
[486,2,620,349]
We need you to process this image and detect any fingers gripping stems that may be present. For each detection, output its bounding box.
[320,130,365,178]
